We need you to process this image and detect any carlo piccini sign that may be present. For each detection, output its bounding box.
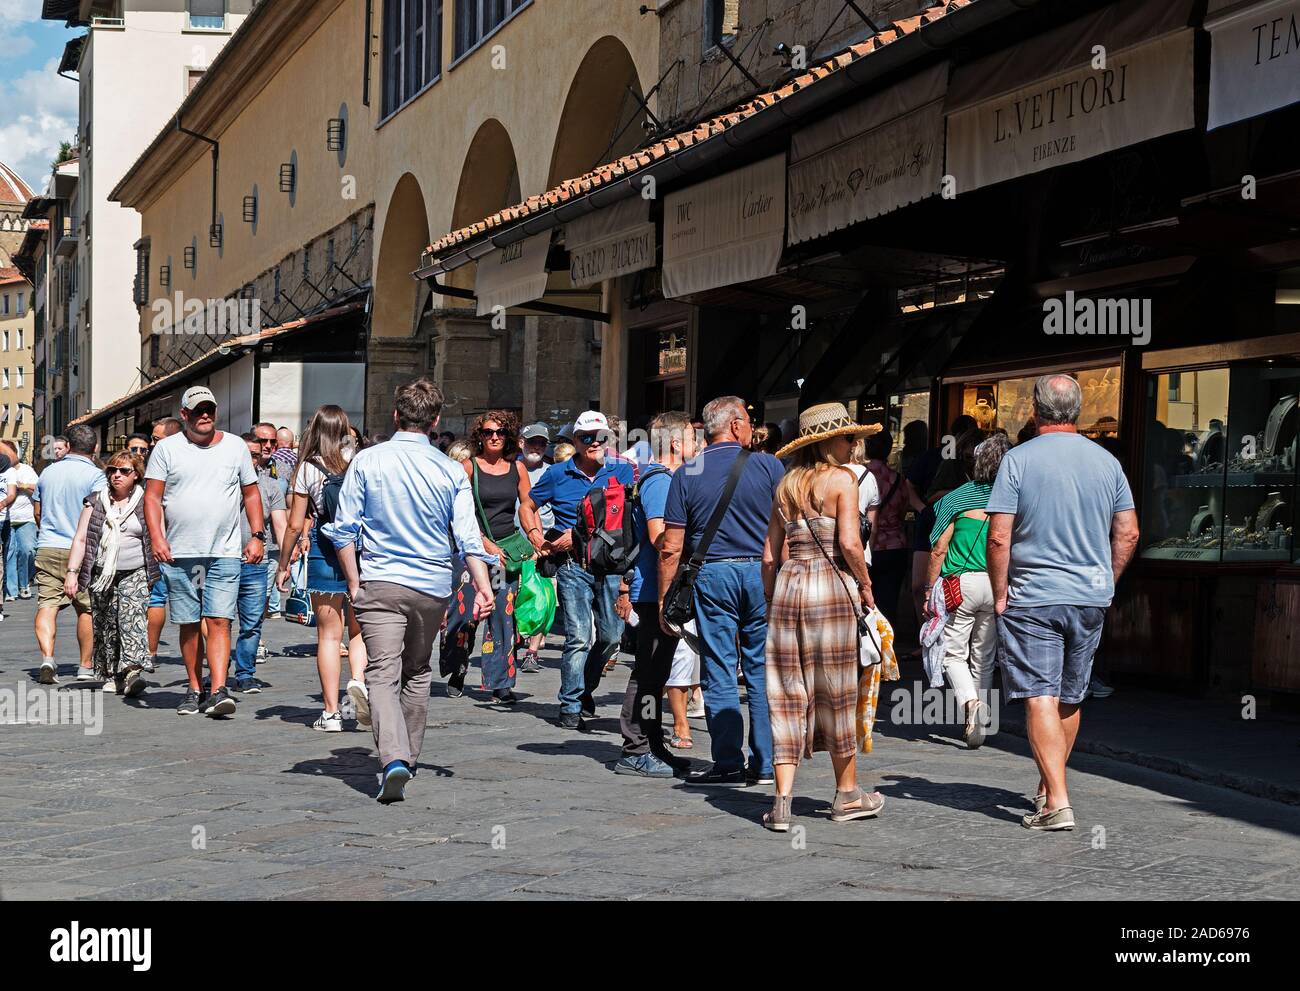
[565,197,656,289]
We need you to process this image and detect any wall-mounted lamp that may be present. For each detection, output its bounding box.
[279,162,296,193]
[326,118,346,152]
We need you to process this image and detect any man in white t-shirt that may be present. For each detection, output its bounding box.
[3,442,39,600]
[145,386,265,719]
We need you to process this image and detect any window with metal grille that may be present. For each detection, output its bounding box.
[454,0,528,59]
[383,0,443,118]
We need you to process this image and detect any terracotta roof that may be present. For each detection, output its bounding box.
[0,266,27,285]
[423,0,973,263]
[0,162,34,207]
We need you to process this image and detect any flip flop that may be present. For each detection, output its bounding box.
[669,734,694,750]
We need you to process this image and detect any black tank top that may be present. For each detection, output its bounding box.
[475,461,518,540]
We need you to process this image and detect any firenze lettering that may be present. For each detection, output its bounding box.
[993,63,1128,163]
[1252,13,1300,65]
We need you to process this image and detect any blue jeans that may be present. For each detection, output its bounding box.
[5,521,35,597]
[233,562,269,681]
[554,560,622,715]
[693,560,773,776]
[265,550,281,614]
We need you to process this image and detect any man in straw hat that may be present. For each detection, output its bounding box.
[659,396,785,788]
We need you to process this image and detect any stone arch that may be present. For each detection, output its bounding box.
[372,172,430,339]
[546,35,646,188]
[446,118,522,298]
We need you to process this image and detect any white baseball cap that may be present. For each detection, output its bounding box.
[573,410,610,435]
[181,386,217,410]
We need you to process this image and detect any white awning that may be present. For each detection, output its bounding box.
[788,62,947,245]
[473,232,551,317]
[946,0,1196,193]
[565,197,656,288]
[1206,0,1300,129]
[662,153,786,299]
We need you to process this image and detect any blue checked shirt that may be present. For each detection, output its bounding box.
[322,431,494,599]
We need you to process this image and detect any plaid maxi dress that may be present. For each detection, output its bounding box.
[766,515,861,764]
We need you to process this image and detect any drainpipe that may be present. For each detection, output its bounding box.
[177,115,220,237]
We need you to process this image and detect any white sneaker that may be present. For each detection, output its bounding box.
[39,661,58,684]
[123,669,147,698]
[312,710,343,732]
[255,642,268,663]
[75,667,96,682]
[141,654,157,673]
[346,680,371,728]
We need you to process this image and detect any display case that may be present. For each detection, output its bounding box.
[952,364,1121,440]
[1142,363,1300,563]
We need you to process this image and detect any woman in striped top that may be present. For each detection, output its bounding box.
[925,434,1011,749]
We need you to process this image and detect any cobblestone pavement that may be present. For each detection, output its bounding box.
[1,598,1298,901]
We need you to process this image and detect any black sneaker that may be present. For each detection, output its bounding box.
[580,694,597,718]
[447,671,465,699]
[557,711,584,730]
[492,689,518,705]
[520,652,541,673]
[682,765,748,788]
[176,690,201,716]
[200,686,237,718]
[746,768,776,786]
[230,677,268,694]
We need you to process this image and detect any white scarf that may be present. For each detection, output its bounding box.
[92,486,144,594]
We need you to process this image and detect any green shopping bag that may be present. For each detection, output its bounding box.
[514,558,557,638]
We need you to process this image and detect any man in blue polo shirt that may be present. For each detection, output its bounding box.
[659,396,784,788]
[522,409,633,730]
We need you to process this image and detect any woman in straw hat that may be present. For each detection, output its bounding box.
[760,402,884,832]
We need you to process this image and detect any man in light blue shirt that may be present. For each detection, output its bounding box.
[33,425,107,683]
[327,378,495,804]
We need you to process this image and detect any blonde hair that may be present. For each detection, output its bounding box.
[775,439,853,520]
[446,440,473,463]
[553,441,576,463]
[105,450,145,484]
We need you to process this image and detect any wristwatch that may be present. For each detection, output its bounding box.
[251,530,267,542]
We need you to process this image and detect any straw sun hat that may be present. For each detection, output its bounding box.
[774,402,882,459]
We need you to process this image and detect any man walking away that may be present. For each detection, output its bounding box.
[231,432,288,693]
[615,411,697,778]
[660,396,784,788]
[33,425,106,682]
[987,374,1139,831]
[327,379,495,804]
[145,387,266,718]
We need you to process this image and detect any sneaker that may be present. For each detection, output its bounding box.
[347,680,371,727]
[38,661,58,684]
[200,686,237,717]
[614,754,675,778]
[557,711,584,731]
[75,666,96,682]
[520,652,541,673]
[492,689,518,705]
[446,671,465,699]
[176,690,202,716]
[141,654,158,674]
[682,765,748,788]
[1085,675,1114,700]
[230,677,267,694]
[377,760,412,804]
[746,767,775,787]
[964,700,988,750]
[1022,806,1075,831]
[312,710,343,732]
[255,643,269,663]
[122,669,147,699]
[266,611,282,621]
[19,587,32,600]
[580,694,597,718]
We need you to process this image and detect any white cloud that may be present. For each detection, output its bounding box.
[0,57,79,195]
[0,0,41,30]
[7,33,35,58]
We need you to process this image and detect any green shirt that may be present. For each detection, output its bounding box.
[932,480,992,576]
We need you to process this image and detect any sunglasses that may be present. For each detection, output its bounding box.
[481,428,508,438]
[256,437,276,446]
[127,446,149,455]
[576,433,602,446]
[107,466,136,477]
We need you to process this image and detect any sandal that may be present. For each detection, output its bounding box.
[830,787,884,822]
[669,734,694,750]
[762,794,792,833]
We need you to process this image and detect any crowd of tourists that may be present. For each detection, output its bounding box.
[14,372,1137,830]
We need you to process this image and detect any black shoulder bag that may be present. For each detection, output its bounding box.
[662,450,752,631]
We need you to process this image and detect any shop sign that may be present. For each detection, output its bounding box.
[788,65,947,245]
[1207,0,1300,129]
[946,31,1195,192]
[565,198,656,288]
[474,231,551,317]
[662,153,786,299]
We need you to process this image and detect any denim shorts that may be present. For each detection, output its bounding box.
[306,528,348,595]
[996,604,1106,705]
[149,578,167,609]
[160,557,241,624]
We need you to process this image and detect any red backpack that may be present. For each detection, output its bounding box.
[573,467,667,577]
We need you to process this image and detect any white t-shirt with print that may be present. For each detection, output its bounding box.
[8,463,39,524]
[846,463,880,565]
[145,431,258,558]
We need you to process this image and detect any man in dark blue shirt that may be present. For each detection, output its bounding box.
[659,396,784,787]
[523,410,634,730]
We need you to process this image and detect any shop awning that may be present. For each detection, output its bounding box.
[662,153,787,299]
[788,62,948,245]
[565,197,656,289]
[945,0,1197,192]
[472,231,552,317]
[1207,0,1300,129]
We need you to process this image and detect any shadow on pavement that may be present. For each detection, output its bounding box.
[876,773,1028,824]
[286,746,455,798]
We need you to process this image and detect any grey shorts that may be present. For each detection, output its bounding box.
[996,604,1106,704]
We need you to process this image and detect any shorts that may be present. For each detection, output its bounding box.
[149,578,167,609]
[34,546,91,614]
[665,627,701,687]
[306,528,348,595]
[996,603,1106,705]
[160,557,241,624]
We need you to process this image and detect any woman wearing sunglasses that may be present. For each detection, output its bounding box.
[64,451,161,697]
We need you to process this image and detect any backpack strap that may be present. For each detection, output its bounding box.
[687,450,751,568]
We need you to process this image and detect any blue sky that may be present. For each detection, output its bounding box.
[0,0,81,196]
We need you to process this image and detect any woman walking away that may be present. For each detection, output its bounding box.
[65,451,159,698]
[863,430,925,628]
[440,411,541,703]
[925,434,1010,749]
[277,405,369,732]
[762,403,883,832]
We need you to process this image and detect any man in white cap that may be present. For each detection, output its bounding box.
[145,386,266,718]
[521,409,634,730]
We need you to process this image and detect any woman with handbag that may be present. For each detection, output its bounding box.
[761,403,884,833]
[439,411,541,704]
[276,405,368,733]
[924,433,1010,749]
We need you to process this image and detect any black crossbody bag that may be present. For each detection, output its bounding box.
[662,450,752,631]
